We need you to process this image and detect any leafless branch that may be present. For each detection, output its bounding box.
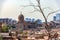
[20,5,38,10]
[20,5,34,9]
[29,0,40,11]
[29,9,39,13]
[21,5,38,7]
[47,9,60,19]
[42,7,54,11]
[20,0,39,13]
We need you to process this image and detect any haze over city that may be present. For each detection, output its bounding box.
[0,0,60,22]
[0,0,60,40]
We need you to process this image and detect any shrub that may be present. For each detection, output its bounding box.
[1,24,9,32]
[0,35,3,40]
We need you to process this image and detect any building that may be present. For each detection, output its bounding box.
[0,18,12,25]
[15,14,28,33]
[53,14,60,23]
[35,19,42,27]
[53,13,60,28]
[56,13,60,21]
[53,16,56,21]
[15,14,43,32]
[25,18,42,27]
[35,19,42,24]
[0,18,17,25]
[31,18,35,22]
[53,13,60,23]
[25,18,32,22]
[53,13,60,21]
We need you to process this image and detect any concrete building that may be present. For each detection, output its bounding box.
[0,18,17,25]
[53,13,60,27]
[0,18,12,24]
[53,13,60,21]
[25,18,35,22]
[35,19,42,24]
[56,13,60,21]
[53,16,56,21]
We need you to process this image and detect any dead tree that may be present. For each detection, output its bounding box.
[20,0,60,39]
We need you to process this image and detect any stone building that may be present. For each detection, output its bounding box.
[15,14,28,33]
[14,13,43,33]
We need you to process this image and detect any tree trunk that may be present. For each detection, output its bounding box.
[37,0,49,31]
[37,0,51,40]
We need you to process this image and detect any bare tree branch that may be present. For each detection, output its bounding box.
[29,7,54,13]
[20,0,39,13]
[47,9,60,19]
[42,7,54,11]
[20,0,53,14]
[29,9,39,13]
[19,0,60,39]
[20,5,39,11]
[36,0,48,27]
[21,5,38,7]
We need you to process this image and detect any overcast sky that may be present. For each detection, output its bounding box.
[0,0,60,22]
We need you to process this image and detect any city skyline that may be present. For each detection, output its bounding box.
[0,0,60,40]
[0,0,60,22]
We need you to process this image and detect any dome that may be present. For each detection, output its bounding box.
[18,14,24,18]
[18,14,24,22]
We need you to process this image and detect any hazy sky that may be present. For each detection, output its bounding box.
[0,0,60,22]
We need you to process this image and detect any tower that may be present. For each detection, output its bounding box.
[18,13,24,22]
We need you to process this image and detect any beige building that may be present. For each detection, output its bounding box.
[15,14,28,33]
